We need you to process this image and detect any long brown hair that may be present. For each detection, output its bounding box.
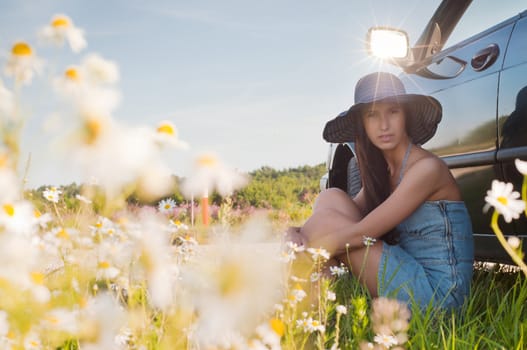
[354,103,410,244]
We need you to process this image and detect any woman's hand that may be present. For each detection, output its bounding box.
[284,226,308,247]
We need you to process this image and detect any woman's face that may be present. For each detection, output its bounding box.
[361,101,408,151]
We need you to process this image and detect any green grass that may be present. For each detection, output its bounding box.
[326,263,526,349]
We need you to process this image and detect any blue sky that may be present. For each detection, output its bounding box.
[0,0,525,188]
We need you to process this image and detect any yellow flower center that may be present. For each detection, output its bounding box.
[45,315,60,324]
[34,209,42,218]
[117,217,128,225]
[3,204,15,217]
[497,196,508,206]
[164,204,171,210]
[0,153,9,168]
[157,122,176,136]
[79,296,88,308]
[197,154,218,168]
[98,261,110,269]
[83,116,104,145]
[269,318,285,337]
[52,16,70,27]
[218,262,243,296]
[12,42,32,56]
[31,271,45,285]
[56,228,70,240]
[65,67,80,81]
[293,283,303,291]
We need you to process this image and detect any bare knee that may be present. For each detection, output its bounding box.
[313,188,362,220]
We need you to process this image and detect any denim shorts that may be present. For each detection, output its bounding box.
[378,201,474,311]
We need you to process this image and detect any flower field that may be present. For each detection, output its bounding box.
[0,13,526,350]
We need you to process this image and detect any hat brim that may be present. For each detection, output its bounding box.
[323,94,442,145]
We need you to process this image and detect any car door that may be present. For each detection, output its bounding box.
[399,17,516,261]
[498,11,527,236]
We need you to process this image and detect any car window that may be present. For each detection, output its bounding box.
[442,1,525,50]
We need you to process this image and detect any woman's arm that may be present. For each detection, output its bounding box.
[307,157,445,253]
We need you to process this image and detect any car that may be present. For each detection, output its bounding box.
[321,0,527,264]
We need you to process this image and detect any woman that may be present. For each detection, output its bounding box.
[288,72,474,311]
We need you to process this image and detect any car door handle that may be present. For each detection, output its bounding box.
[471,44,500,71]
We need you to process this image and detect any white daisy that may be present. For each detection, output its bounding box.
[329,264,349,277]
[82,53,119,85]
[38,14,87,52]
[4,41,43,85]
[158,198,177,214]
[34,209,53,228]
[72,120,176,199]
[181,153,248,198]
[362,235,377,246]
[28,271,51,303]
[153,120,189,149]
[307,318,325,333]
[296,317,310,333]
[41,308,79,334]
[96,260,120,280]
[90,216,117,237]
[169,219,190,232]
[181,223,284,347]
[484,180,525,223]
[516,158,527,175]
[0,201,38,236]
[0,234,41,289]
[43,186,62,203]
[23,330,42,350]
[53,54,120,118]
[279,249,296,263]
[306,247,330,261]
[53,65,84,97]
[326,290,336,301]
[297,317,325,333]
[336,305,347,315]
[75,194,92,204]
[286,240,305,253]
[373,333,398,348]
[310,272,321,282]
[255,319,284,348]
[288,284,307,305]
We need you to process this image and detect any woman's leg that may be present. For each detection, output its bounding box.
[333,244,383,297]
[302,188,383,296]
[301,188,362,253]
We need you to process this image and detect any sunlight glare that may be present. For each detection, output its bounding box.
[368,28,409,59]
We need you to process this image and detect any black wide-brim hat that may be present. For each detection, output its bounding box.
[323,72,442,145]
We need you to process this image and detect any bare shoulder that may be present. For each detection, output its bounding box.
[406,149,461,200]
[407,152,446,178]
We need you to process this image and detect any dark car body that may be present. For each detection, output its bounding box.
[323,1,527,264]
